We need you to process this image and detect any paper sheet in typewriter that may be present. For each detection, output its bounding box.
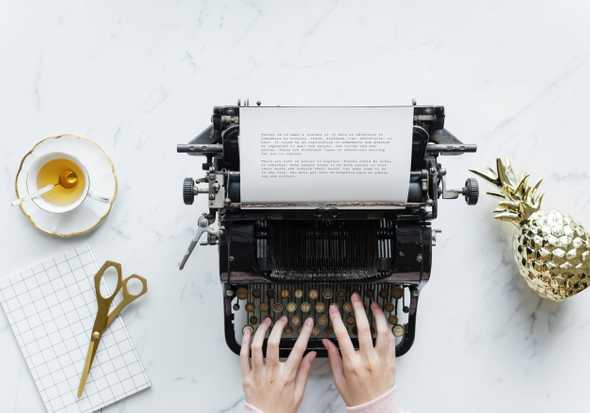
[239,106,414,208]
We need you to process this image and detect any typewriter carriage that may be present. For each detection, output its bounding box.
[177,103,477,357]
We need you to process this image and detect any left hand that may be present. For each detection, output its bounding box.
[241,316,317,413]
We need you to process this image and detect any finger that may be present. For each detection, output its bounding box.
[251,317,271,369]
[371,302,394,356]
[351,292,373,354]
[267,316,288,367]
[286,317,314,370]
[329,304,354,359]
[240,326,253,375]
[295,351,317,399]
[322,339,345,389]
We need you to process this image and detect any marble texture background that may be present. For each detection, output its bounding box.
[1,1,590,412]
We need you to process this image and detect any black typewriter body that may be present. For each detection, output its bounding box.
[177,104,478,357]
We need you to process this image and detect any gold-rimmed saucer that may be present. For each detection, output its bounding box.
[15,134,118,237]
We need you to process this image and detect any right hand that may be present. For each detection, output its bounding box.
[322,292,396,406]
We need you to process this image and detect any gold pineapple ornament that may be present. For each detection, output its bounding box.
[471,158,590,301]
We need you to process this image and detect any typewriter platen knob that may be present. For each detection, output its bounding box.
[463,178,479,205]
[183,177,195,205]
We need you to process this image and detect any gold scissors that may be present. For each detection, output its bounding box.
[77,260,148,398]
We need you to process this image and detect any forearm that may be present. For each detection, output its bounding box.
[346,386,408,413]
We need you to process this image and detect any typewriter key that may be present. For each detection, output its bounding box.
[300,302,311,313]
[346,316,355,326]
[291,315,301,327]
[393,324,405,337]
[259,302,269,312]
[388,315,398,325]
[322,290,333,300]
[266,289,274,299]
[280,289,290,299]
[379,289,388,299]
[272,303,284,313]
[318,314,329,327]
[237,287,248,300]
[286,302,297,313]
[312,326,320,336]
[392,287,403,299]
[245,303,255,312]
[252,289,261,298]
[315,302,326,313]
[336,289,346,299]
[309,289,319,300]
[384,302,395,313]
[250,316,258,325]
[233,303,240,311]
[342,302,352,313]
[285,327,293,335]
[294,289,303,299]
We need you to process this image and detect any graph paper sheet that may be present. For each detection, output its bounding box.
[0,246,151,413]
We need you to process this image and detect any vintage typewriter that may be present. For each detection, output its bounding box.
[177,103,478,357]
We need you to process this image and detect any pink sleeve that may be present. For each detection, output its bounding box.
[345,386,409,413]
[244,402,264,413]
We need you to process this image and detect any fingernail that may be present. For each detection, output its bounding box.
[280,315,288,323]
[370,302,378,310]
[264,317,272,325]
[351,292,360,302]
[305,317,314,327]
[243,326,252,336]
[329,304,339,314]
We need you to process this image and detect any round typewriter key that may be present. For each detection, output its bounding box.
[286,302,297,313]
[259,302,269,312]
[252,289,261,298]
[309,289,319,300]
[388,315,398,325]
[312,326,320,336]
[336,289,346,299]
[318,314,329,327]
[285,327,293,335]
[266,289,275,299]
[384,302,395,313]
[342,302,352,313]
[233,303,240,311]
[346,316,355,326]
[280,289,290,299]
[236,287,248,300]
[393,324,405,337]
[392,287,404,299]
[294,289,303,299]
[300,302,311,313]
[315,302,326,313]
[322,289,333,300]
[379,289,388,299]
[249,316,258,325]
[291,315,301,327]
[245,303,255,312]
[272,303,284,313]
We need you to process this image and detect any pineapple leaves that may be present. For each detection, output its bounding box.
[473,158,546,223]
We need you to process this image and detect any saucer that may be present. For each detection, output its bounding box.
[15,134,118,237]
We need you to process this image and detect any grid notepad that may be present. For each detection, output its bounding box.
[0,246,151,413]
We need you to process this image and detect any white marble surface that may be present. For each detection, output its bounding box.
[1,1,590,412]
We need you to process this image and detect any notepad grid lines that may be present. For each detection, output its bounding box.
[0,247,150,413]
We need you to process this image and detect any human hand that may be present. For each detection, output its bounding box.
[322,293,396,407]
[241,316,317,413]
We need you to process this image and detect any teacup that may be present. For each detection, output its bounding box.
[25,152,109,213]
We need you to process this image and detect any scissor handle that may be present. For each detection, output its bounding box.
[94,261,123,304]
[106,274,148,328]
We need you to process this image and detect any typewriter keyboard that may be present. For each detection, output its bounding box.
[231,283,411,343]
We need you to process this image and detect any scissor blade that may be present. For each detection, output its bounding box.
[77,339,97,398]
